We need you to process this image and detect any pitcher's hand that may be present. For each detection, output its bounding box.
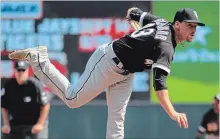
[170,112,188,128]
[32,123,44,134]
[2,125,10,134]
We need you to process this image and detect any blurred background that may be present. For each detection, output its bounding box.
[1,1,219,139]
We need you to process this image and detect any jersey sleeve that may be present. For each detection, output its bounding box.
[140,12,161,27]
[152,41,174,74]
[128,8,160,27]
[1,86,8,109]
[30,77,49,106]
[153,68,168,91]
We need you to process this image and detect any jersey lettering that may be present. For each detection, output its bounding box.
[157,26,169,30]
[156,31,169,35]
[131,23,156,38]
[131,28,154,38]
[155,35,167,40]
[155,24,170,41]
[142,23,156,29]
[154,19,167,25]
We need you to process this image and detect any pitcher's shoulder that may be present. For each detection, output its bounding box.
[154,18,170,25]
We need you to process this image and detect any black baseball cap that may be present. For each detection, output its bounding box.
[15,60,29,70]
[173,8,205,26]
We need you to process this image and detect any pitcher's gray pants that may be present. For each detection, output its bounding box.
[30,43,134,139]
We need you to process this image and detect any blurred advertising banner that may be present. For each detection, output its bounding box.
[1,1,153,101]
[1,1,43,19]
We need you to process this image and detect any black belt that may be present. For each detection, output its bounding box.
[112,57,129,75]
[109,42,129,75]
[112,57,122,67]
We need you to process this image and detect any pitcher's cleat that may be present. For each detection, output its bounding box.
[8,46,48,61]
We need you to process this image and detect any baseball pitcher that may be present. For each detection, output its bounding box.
[8,7,205,139]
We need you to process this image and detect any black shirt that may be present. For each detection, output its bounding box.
[198,108,219,136]
[1,77,49,126]
[113,13,176,73]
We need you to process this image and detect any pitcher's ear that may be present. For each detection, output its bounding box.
[175,21,181,30]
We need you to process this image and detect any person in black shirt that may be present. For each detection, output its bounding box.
[1,60,50,139]
[8,7,205,139]
[196,94,219,139]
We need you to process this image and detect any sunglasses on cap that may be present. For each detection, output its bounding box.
[16,69,26,72]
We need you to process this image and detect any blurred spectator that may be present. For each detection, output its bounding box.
[1,60,50,139]
[196,94,219,139]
